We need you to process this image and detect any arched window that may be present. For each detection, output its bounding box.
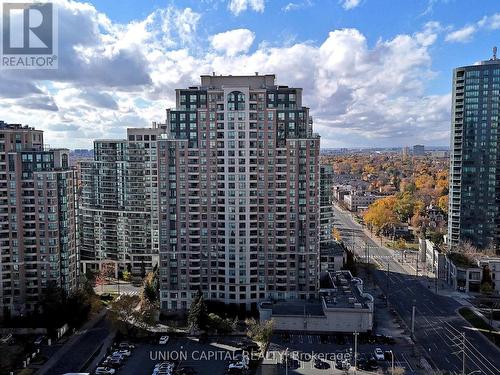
[227,91,245,110]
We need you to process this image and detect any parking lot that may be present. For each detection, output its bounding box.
[265,332,417,374]
[94,336,255,375]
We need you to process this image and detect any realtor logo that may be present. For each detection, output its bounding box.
[1,2,58,69]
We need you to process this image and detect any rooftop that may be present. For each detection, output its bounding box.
[0,121,38,131]
[320,271,370,309]
[199,73,278,90]
[320,241,345,257]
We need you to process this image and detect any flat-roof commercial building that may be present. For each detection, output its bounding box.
[258,271,374,333]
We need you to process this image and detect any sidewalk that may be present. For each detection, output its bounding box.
[35,308,108,375]
[84,326,116,373]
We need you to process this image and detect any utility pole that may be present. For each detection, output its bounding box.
[353,332,359,373]
[462,333,466,375]
[386,263,390,306]
[435,269,438,294]
[416,255,419,278]
[411,301,416,339]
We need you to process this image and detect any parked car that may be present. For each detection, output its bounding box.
[118,342,135,350]
[0,334,14,344]
[228,362,247,370]
[116,349,131,357]
[34,335,46,345]
[102,358,122,368]
[159,335,170,345]
[95,367,116,375]
[374,348,384,361]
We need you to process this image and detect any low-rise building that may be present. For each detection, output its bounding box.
[439,253,481,293]
[258,271,374,333]
[320,241,346,273]
[343,192,381,212]
[333,185,351,202]
[418,238,441,274]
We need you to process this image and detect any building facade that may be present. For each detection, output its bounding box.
[412,144,425,156]
[0,121,78,318]
[259,271,373,333]
[159,74,320,311]
[80,126,164,276]
[319,164,334,243]
[343,191,381,212]
[448,53,500,251]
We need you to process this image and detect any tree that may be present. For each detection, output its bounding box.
[188,292,208,331]
[108,295,141,333]
[142,271,159,306]
[246,318,274,349]
[480,282,494,295]
[332,228,342,241]
[363,196,398,233]
[394,191,415,222]
[437,195,448,214]
[122,271,132,282]
[207,313,236,334]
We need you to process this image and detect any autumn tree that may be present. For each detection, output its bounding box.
[394,191,415,222]
[437,195,448,214]
[246,318,274,349]
[332,228,342,241]
[363,197,398,234]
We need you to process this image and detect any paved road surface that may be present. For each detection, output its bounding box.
[333,205,500,375]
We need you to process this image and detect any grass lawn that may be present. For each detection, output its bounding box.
[459,307,500,348]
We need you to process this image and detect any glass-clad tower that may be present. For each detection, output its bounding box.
[448,51,500,251]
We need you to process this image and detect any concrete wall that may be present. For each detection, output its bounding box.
[263,309,372,333]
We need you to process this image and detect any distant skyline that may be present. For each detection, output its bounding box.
[1,0,499,148]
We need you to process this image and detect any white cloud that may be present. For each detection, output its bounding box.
[283,0,313,12]
[341,0,361,10]
[210,29,255,56]
[228,0,265,16]
[443,12,500,44]
[0,0,450,149]
[478,13,500,30]
[445,25,476,43]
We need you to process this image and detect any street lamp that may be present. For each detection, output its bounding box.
[389,350,394,374]
[285,348,288,375]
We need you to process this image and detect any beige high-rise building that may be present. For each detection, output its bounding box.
[79,125,165,276]
[158,74,321,312]
[0,121,78,318]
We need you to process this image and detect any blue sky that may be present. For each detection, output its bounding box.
[1,0,499,148]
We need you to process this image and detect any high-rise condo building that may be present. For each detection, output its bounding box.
[80,126,165,276]
[159,74,320,311]
[319,164,334,243]
[413,144,425,156]
[0,121,78,318]
[448,51,500,251]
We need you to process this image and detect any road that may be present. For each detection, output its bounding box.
[38,316,112,375]
[333,205,500,375]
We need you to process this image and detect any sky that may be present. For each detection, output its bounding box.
[1,0,499,149]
